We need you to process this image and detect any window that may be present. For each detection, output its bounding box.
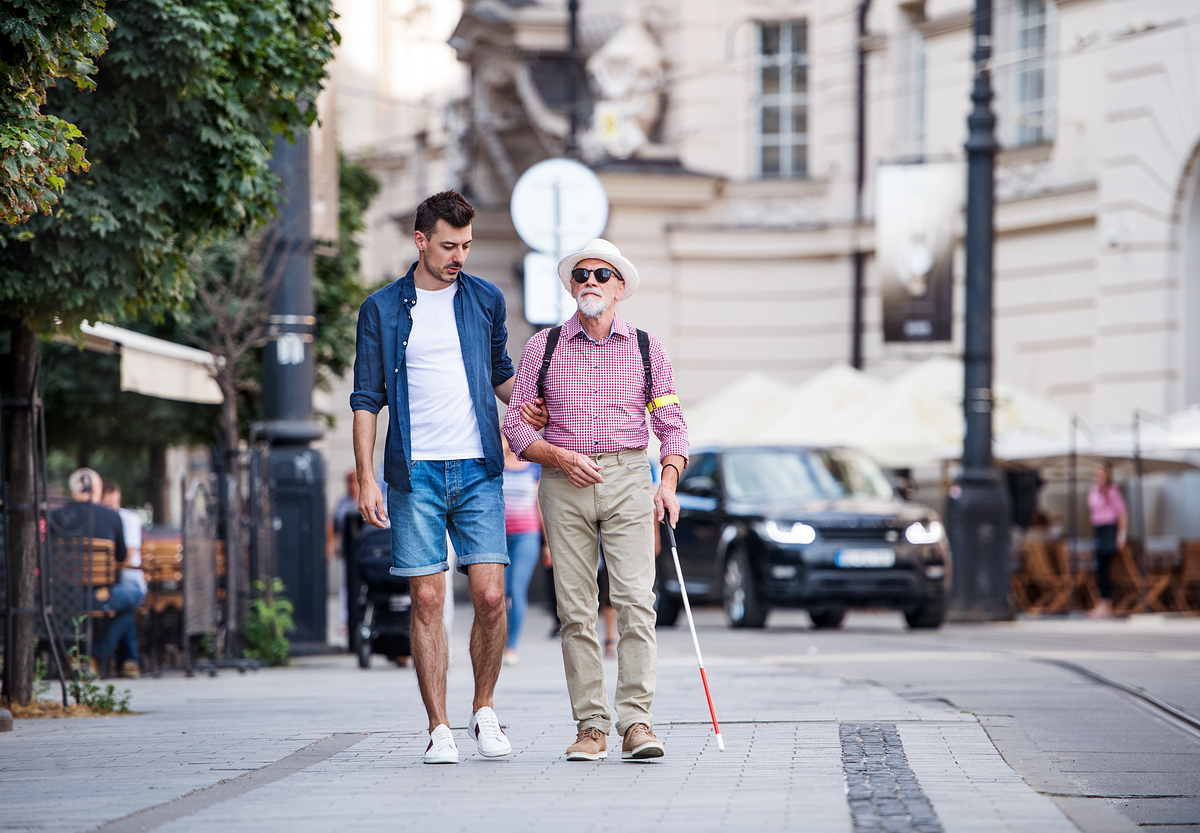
[757,21,809,178]
[1010,0,1052,147]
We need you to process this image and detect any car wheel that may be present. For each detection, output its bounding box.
[809,608,846,629]
[905,601,945,629]
[357,638,372,669]
[723,547,768,629]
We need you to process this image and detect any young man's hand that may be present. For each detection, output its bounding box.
[358,479,388,528]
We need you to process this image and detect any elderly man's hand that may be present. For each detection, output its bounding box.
[654,481,680,528]
[520,397,548,430]
[358,479,388,529]
[557,449,603,489]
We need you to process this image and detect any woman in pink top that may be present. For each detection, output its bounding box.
[1087,463,1127,617]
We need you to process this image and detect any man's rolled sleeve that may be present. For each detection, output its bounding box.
[501,332,547,458]
[647,337,689,467]
[490,291,516,389]
[350,297,386,413]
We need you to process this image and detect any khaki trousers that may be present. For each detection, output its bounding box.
[539,450,657,736]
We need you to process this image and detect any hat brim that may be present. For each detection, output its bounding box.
[557,250,640,299]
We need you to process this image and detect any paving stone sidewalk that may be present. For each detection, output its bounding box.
[1,609,1081,833]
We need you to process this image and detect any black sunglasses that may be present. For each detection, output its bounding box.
[571,267,622,284]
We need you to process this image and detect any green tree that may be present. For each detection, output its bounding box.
[0,0,111,226]
[0,0,337,708]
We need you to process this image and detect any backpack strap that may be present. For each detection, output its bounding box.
[536,326,562,403]
[637,328,680,414]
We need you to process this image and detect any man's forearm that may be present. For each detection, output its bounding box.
[352,410,378,484]
[493,375,515,405]
[659,454,684,490]
[518,439,566,470]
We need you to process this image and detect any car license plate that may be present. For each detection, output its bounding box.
[836,548,895,568]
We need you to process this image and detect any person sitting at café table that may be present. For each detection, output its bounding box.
[50,468,131,677]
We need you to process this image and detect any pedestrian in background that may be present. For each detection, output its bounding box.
[501,436,542,666]
[351,190,517,764]
[1087,463,1127,619]
[100,479,146,678]
[50,469,128,677]
[504,238,688,762]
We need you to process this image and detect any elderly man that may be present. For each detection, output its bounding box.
[504,238,688,762]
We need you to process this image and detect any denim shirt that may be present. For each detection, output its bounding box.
[350,263,515,492]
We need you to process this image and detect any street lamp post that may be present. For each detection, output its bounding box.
[945,0,1012,621]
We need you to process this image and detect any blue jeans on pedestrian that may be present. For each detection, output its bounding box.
[505,532,541,650]
[387,459,509,577]
[94,579,145,669]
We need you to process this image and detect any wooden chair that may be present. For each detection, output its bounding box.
[1143,544,1177,613]
[1012,539,1072,614]
[1063,541,1099,611]
[1167,540,1200,613]
[1109,544,1146,616]
[142,539,183,614]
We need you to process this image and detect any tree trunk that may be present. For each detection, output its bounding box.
[148,444,169,527]
[220,381,242,658]
[2,323,39,706]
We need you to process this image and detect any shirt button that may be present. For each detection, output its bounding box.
[403,341,407,346]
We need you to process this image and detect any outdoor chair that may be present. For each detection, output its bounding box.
[1167,539,1200,613]
[141,538,184,672]
[1012,538,1072,614]
[1109,544,1146,616]
[1064,541,1099,611]
[44,536,118,658]
[1143,542,1178,613]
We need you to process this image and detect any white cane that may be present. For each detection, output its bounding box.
[663,522,725,751]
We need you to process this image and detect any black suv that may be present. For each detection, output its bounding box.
[656,446,950,630]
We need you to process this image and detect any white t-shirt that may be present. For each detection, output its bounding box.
[117,506,147,593]
[407,283,484,460]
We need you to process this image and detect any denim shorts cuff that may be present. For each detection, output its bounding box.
[455,553,510,574]
[389,564,447,578]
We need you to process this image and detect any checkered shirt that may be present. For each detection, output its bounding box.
[503,312,689,465]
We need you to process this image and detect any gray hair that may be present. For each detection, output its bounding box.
[68,468,101,499]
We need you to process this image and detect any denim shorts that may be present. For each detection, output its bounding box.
[387,458,509,577]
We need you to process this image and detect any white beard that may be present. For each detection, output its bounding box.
[577,292,610,318]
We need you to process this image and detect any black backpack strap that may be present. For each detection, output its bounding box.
[639,328,680,415]
[536,326,562,402]
[636,329,653,403]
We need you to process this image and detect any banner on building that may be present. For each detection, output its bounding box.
[878,163,961,342]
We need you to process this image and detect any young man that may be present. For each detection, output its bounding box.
[351,190,516,764]
[101,479,146,678]
[503,238,689,762]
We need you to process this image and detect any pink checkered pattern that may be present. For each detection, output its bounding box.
[503,313,689,465]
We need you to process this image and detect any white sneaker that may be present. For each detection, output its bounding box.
[424,724,458,764]
[468,707,512,758]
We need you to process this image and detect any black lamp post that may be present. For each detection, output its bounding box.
[944,0,1012,621]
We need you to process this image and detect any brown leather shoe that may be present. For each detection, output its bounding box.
[120,660,140,679]
[565,727,608,761]
[622,723,665,760]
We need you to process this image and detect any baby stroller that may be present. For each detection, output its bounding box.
[349,525,412,669]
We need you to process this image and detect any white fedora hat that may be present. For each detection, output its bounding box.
[556,238,640,299]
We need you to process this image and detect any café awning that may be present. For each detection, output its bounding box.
[58,321,224,405]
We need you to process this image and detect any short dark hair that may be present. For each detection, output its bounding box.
[102,478,120,496]
[414,190,475,240]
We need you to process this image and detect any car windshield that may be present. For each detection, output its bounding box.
[722,448,894,502]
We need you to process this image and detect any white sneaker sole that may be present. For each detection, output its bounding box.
[423,750,459,764]
[566,750,608,761]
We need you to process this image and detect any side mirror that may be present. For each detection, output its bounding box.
[681,475,718,498]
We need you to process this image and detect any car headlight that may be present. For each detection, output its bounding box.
[756,520,817,545]
[905,520,943,545]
